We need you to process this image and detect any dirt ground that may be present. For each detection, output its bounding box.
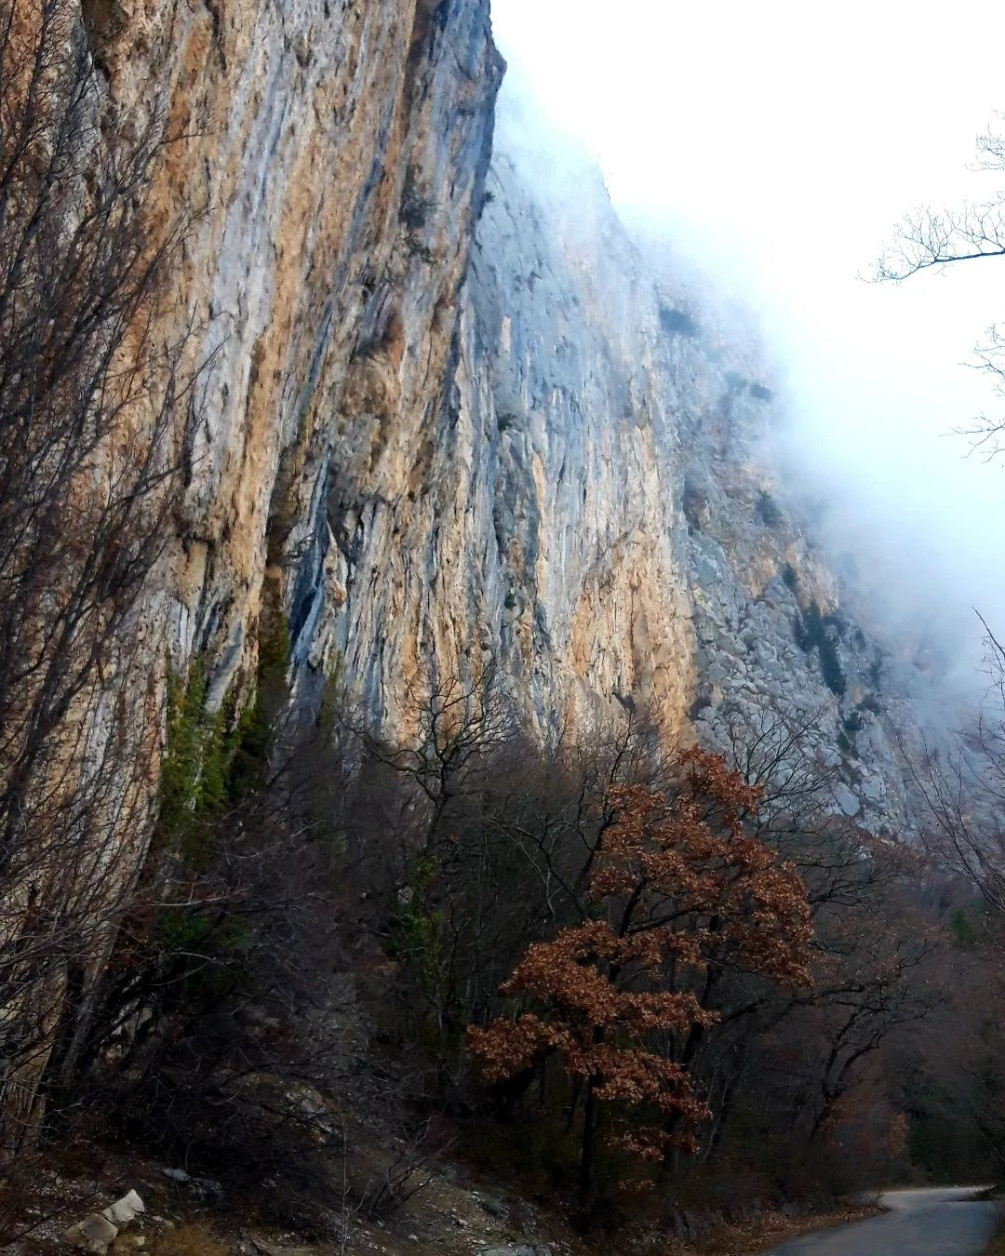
[0,1137,883,1256]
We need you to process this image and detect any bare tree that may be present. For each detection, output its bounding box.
[0,0,200,1157]
[891,612,1005,919]
[344,663,516,855]
[716,698,840,835]
[876,117,1005,455]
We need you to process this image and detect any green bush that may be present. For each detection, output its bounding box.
[757,490,784,528]
[793,601,846,698]
[390,856,448,1004]
[228,619,291,795]
[158,665,233,869]
[158,623,288,867]
[152,622,289,999]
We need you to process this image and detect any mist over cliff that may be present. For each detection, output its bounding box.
[475,75,981,828]
[492,0,1005,721]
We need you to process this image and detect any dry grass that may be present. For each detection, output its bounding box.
[144,1223,232,1256]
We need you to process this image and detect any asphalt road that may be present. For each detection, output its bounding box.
[765,1188,997,1256]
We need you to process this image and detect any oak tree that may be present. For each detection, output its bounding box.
[468,747,812,1197]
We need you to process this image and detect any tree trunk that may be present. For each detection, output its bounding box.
[579,1079,598,1202]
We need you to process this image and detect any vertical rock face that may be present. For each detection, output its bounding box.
[306,119,926,834]
[94,0,504,707]
[83,0,927,831]
[309,144,699,739]
[13,0,944,860]
[0,0,504,1144]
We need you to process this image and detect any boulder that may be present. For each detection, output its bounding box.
[66,1214,118,1255]
[833,783,861,817]
[103,1191,145,1227]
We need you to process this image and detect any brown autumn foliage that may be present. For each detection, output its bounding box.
[468,747,813,1196]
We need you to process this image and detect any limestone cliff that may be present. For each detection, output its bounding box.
[305,136,699,739]
[74,0,924,833]
[25,0,939,841]
[292,102,927,835]
[0,0,503,1144]
[90,0,504,710]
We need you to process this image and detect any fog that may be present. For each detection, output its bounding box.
[491,0,1005,702]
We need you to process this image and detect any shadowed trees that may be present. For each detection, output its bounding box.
[468,748,813,1198]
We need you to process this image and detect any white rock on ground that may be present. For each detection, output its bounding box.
[103,1190,146,1226]
[65,1214,118,1255]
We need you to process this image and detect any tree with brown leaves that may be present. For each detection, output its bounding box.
[468,747,812,1198]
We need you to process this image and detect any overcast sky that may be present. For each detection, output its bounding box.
[491,0,1005,682]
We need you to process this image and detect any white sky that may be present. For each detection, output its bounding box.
[491,0,1005,678]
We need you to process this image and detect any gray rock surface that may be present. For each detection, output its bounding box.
[296,103,948,837]
[65,1214,118,1255]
